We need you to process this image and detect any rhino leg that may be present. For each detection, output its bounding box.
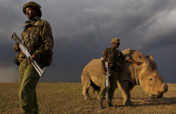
[94,90,100,100]
[117,80,133,106]
[91,83,100,100]
[82,87,90,100]
[81,71,91,100]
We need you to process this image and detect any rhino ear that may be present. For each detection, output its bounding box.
[146,55,154,61]
[146,55,157,70]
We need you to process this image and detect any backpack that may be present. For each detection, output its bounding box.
[43,50,53,67]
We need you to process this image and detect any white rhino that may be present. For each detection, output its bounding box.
[81,49,168,106]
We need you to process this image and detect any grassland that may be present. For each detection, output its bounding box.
[0,83,175,114]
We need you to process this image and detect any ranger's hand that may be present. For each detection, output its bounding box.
[13,42,20,52]
[32,54,36,60]
[103,70,106,75]
[27,54,35,64]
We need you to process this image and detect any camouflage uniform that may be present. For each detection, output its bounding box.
[16,2,54,113]
[99,48,128,99]
[17,16,54,66]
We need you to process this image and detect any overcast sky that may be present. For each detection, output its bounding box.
[0,0,176,83]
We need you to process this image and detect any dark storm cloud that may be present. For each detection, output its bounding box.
[0,1,24,33]
[0,0,176,82]
[140,10,176,51]
[148,45,176,83]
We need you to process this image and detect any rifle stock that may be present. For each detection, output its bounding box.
[105,62,110,100]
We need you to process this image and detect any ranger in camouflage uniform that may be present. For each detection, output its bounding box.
[99,38,141,108]
[13,1,54,113]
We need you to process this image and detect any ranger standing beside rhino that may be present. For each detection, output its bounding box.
[99,38,141,108]
[81,41,168,109]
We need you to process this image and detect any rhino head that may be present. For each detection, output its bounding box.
[137,55,168,98]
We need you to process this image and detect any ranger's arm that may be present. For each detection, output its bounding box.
[101,49,108,74]
[127,58,142,65]
[101,58,106,74]
[120,51,142,65]
[33,20,54,58]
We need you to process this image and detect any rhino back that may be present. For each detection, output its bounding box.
[83,58,104,87]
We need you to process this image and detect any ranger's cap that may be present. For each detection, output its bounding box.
[23,1,42,17]
[110,37,120,44]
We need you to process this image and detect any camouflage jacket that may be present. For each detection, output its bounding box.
[17,16,54,64]
[102,48,129,71]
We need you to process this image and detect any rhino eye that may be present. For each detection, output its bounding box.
[149,78,152,81]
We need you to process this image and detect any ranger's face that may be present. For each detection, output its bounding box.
[25,7,37,19]
[112,43,120,49]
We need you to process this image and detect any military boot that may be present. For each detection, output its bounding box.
[107,99,113,107]
[100,99,103,109]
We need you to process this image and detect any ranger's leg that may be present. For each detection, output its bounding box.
[108,72,118,107]
[33,90,39,114]
[99,74,106,108]
[117,80,133,106]
[19,61,40,113]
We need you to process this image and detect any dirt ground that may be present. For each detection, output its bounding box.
[0,83,175,114]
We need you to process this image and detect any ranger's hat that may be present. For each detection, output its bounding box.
[23,1,42,17]
[110,37,120,44]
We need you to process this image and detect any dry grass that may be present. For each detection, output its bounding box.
[0,83,175,114]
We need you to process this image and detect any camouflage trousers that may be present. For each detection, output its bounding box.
[19,59,40,114]
[99,71,118,99]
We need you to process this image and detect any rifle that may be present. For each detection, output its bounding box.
[105,62,110,100]
[12,32,46,77]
